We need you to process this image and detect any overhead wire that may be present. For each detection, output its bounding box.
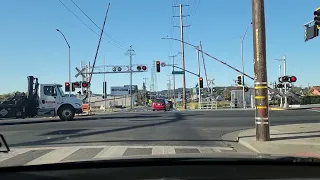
[70,0,127,49]
[57,0,126,50]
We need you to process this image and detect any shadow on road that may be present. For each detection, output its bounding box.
[11,113,188,147]
[0,115,165,126]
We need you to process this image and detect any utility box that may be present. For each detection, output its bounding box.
[230,89,254,108]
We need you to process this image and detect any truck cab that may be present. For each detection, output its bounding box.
[37,84,83,121]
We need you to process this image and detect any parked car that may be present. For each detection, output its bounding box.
[152,98,170,111]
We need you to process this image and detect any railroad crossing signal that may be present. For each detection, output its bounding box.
[137,65,147,71]
[72,82,81,92]
[81,81,90,88]
[65,82,70,92]
[314,7,320,29]
[156,61,161,72]
[278,76,297,83]
[237,75,242,86]
[199,77,204,89]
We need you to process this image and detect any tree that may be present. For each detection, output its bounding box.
[223,89,231,101]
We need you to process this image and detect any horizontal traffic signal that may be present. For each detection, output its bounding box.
[279,76,297,83]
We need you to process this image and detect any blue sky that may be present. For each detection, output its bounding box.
[1,0,319,94]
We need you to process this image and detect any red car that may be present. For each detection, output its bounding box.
[152,98,170,111]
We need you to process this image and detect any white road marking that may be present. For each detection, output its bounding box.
[1,145,235,166]
[26,147,79,165]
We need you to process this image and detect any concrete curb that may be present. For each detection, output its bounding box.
[238,138,260,153]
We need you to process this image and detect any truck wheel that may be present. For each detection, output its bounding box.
[58,106,75,121]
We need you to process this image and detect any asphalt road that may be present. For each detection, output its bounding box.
[0,109,319,150]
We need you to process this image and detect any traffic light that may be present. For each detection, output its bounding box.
[279,76,289,83]
[314,8,320,28]
[81,81,90,88]
[65,82,70,92]
[156,61,160,72]
[199,77,204,89]
[244,87,249,92]
[137,65,147,71]
[290,76,297,83]
[72,82,80,92]
[277,84,284,88]
[237,75,242,85]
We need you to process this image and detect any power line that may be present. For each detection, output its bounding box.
[70,0,126,48]
[57,0,126,50]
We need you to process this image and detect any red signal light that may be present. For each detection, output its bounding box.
[290,76,297,82]
[142,66,147,70]
[82,82,88,87]
[65,82,70,86]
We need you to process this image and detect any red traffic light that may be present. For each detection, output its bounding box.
[156,61,160,64]
[65,82,70,86]
[142,66,147,70]
[137,66,141,71]
[290,76,297,83]
[82,82,89,88]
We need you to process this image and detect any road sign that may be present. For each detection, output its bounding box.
[75,67,86,78]
[161,62,166,67]
[172,71,184,75]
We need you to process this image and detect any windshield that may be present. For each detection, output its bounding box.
[57,85,65,97]
[0,0,320,169]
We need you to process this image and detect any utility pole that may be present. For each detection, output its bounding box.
[126,45,136,109]
[173,4,189,110]
[252,0,270,141]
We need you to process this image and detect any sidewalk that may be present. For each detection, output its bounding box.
[237,123,320,157]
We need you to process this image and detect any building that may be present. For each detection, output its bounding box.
[89,95,137,109]
[309,86,320,96]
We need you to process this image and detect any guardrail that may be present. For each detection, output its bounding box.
[199,101,218,110]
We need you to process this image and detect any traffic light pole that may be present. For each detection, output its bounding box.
[252,0,270,141]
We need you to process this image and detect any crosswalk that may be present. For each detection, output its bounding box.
[0,145,235,167]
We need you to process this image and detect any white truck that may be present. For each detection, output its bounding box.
[0,76,83,121]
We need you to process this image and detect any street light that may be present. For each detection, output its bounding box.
[240,21,252,109]
[56,29,71,96]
